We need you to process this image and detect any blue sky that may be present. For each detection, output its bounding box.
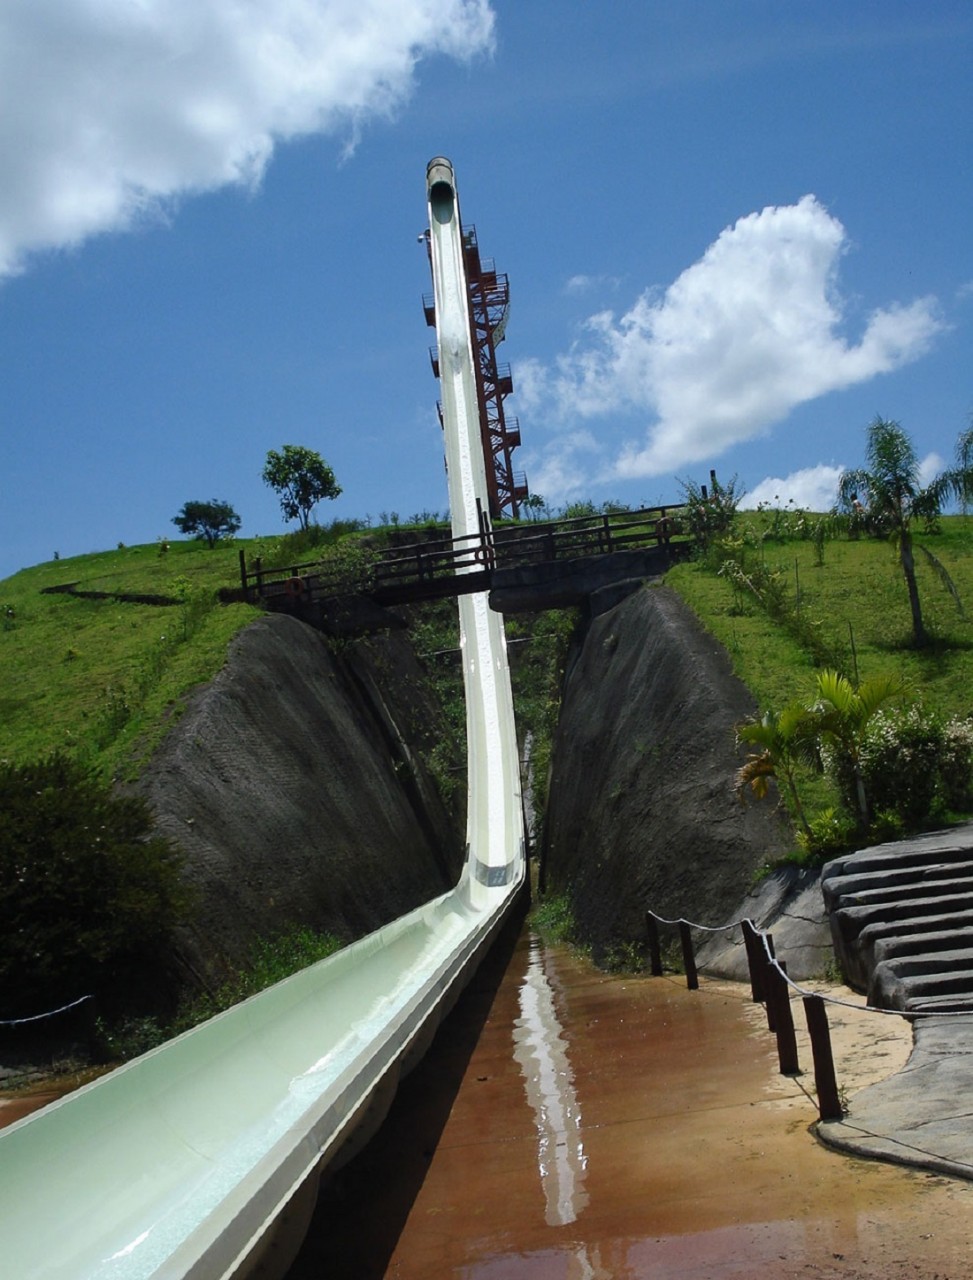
[2,1,971,579]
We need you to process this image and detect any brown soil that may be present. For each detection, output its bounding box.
[291,926,972,1279]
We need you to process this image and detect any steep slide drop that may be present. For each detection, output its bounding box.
[0,158,525,1280]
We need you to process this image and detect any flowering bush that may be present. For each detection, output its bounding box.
[677,473,741,552]
[826,706,973,828]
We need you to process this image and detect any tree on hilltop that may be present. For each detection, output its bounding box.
[172,499,241,548]
[262,445,342,531]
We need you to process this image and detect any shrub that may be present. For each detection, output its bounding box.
[825,706,973,829]
[795,807,858,862]
[677,473,741,552]
[0,754,189,1017]
[940,718,973,811]
[530,893,576,944]
[169,926,343,1041]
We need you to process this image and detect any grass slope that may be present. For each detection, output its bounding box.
[665,514,973,715]
[9,510,972,827]
[1,539,261,778]
[665,512,973,843]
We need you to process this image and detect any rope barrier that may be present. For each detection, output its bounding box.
[649,902,973,1126]
[645,909,740,933]
[0,994,94,1028]
[649,908,973,1020]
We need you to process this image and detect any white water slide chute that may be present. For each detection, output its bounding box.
[0,158,525,1280]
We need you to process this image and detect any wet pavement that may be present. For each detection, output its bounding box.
[289,920,973,1279]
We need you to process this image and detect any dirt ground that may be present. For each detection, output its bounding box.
[290,932,973,1280]
[4,938,970,1279]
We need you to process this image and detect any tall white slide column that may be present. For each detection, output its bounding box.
[426,156,524,906]
[0,159,525,1280]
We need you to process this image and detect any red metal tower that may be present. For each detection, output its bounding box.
[424,224,528,521]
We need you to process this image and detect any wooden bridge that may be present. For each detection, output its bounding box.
[239,505,688,625]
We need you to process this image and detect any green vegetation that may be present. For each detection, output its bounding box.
[529,892,577,945]
[666,503,973,860]
[405,598,578,831]
[0,754,189,1018]
[171,498,242,547]
[504,608,578,839]
[97,925,344,1061]
[262,444,342,531]
[836,417,973,647]
[403,598,467,810]
[0,519,410,777]
[0,538,260,778]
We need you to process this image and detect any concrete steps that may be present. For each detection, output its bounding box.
[820,827,973,1008]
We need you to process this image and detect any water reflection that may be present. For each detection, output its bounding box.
[512,936,589,1226]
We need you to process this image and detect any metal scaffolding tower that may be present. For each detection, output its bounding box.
[424,224,528,521]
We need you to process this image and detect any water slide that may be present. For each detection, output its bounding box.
[0,157,525,1280]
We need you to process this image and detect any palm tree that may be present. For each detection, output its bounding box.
[736,704,818,837]
[809,669,906,830]
[838,417,972,647]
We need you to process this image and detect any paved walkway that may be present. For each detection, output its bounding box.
[823,1013,973,1182]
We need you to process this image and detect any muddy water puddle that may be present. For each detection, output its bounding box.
[289,924,973,1279]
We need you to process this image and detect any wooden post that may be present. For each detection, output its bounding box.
[239,548,249,601]
[646,913,663,977]
[678,921,698,991]
[762,933,777,1031]
[802,994,843,1121]
[741,919,764,1003]
[769,961,800,1076]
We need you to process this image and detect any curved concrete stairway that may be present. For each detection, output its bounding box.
[821,825,973,1012]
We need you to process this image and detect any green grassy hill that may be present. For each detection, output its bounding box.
[4,510,973,1049]
[1,539,261,778]
[5,509,973,833]
[665,513,973,715]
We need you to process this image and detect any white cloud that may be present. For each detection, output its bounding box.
[741,452,947,517]
[919,451,945,487]
[524,429,598,503]
[562,273,620,296]
[741,465,844,513]
[0,0,494,278]
[524,196,945,481]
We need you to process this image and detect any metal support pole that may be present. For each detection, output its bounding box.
[802,994,843,1121]
[678,921,698,991]
[646,913,663,977]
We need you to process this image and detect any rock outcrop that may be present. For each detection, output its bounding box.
[138,613,463,992]
[542,583,793,964]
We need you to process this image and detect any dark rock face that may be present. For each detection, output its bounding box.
[542,585,789,960]
[138,614,463,991]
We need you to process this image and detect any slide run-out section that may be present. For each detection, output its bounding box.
[0,157,524,1280]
